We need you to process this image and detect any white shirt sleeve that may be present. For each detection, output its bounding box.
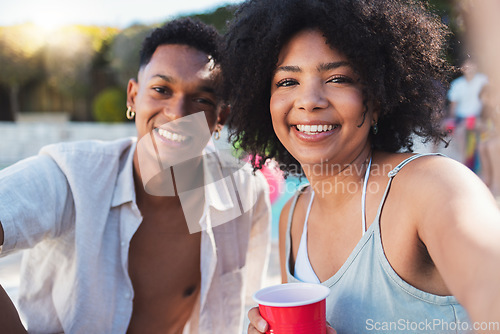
[0,154,74,254]
[244,171,271,304]
[447,78,461,102]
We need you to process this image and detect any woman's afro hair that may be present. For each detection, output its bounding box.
[222,0,453,174]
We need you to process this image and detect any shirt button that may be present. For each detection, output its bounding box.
[125,292,131,299]
[121,241,126,247]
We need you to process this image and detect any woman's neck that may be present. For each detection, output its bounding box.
[303,145,373,204]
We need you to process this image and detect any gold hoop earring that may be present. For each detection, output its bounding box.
[126,106,135,120]
[214,128,221,140]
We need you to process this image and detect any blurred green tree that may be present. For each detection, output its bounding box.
[0,24,44,121]
[108,24,154,89]
[0,2,464,123]
[43,25,117,121]
[427,0,463,65]
[92,86,127,122]
[187,5,238,34]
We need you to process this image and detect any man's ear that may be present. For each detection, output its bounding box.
[217,104,231,126]
[127,78,139,109]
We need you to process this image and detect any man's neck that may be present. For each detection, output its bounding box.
[132,148,205,207]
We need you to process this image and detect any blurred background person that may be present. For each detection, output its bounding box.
[460,0,500,203]
[478,84,500,200]
[446,56,488,171]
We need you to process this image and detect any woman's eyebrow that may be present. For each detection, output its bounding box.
[274,61,351,74]
[275,65,301,73]
[318,61,351,72]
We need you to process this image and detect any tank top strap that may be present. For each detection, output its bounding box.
[285,183,310,276]
[374,153,445,220]
[286,183,310,231]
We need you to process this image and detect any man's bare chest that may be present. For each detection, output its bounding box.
[126,207,202,333]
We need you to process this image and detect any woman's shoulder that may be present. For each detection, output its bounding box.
[377,151,493,209]
[375,151,500,246]
[375,151,464,179]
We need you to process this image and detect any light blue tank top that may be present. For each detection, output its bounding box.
[295,157,373,283]
[286,153,472,333]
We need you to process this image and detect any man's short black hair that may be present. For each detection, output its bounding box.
[140,17,221,68]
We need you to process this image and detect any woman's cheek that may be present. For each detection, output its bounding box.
[270,96,288,132]
[270,92,291,117]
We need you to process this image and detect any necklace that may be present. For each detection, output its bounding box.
[361,153,373,236]
[329,148,372,178]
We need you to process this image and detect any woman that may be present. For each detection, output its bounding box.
[222,0,500,333]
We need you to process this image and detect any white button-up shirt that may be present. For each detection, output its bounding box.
[0,137,271,333]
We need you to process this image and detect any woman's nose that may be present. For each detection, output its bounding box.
[294,82,329,112]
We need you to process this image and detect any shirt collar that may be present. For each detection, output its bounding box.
[111,138,238,213]
[111,139,137,208]
[201,141,237,212]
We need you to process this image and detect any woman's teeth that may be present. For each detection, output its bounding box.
[295,124,337,134]
[158,128,188,143]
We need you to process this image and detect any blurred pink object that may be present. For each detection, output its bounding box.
[465,116,476,130]
[248,156,285,204]
[444,118,456,133]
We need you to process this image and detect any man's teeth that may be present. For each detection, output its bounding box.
[158,128,188,142]
[296,124,336,133]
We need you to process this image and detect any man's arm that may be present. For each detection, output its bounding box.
[0,155,74,252]
[448,101,457,119]
[0,284,26,333]
[0,222,26,333]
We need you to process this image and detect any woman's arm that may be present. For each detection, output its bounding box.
[413,157,500,332]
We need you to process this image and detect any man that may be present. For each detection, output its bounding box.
[447,57,488,170]
[448,57,488,122]
[0,18,270,333]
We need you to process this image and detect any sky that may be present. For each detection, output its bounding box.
[0,0,244,29]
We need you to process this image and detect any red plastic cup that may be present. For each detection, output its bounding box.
[253,283,330,334]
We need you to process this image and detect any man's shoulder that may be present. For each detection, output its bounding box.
[40,137,135,158]
[37,137,136,183]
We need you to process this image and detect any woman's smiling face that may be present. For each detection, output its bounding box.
[270,29,375,172]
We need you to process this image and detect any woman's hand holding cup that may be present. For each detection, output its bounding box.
[249,283,336,334]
